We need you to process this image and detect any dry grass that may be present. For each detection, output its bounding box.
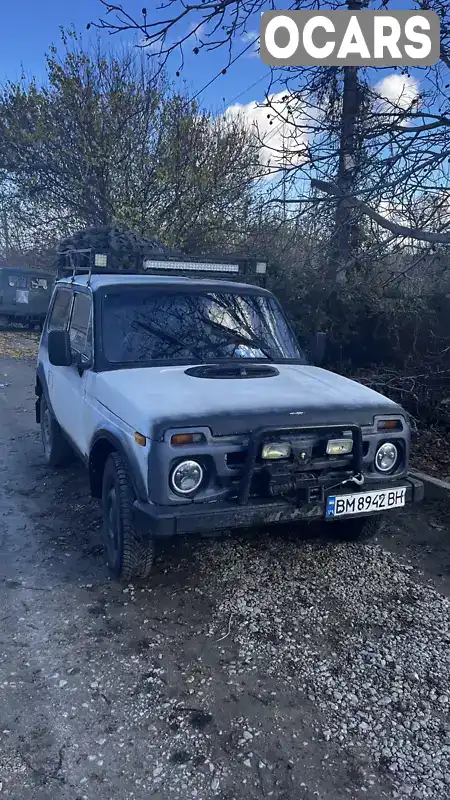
[0,330,39,361]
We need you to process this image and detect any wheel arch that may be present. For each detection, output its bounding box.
[89,429,147,501]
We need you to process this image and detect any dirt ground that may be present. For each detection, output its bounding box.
[1,335,450,800]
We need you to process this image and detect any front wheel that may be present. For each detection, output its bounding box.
[40,394,73,467]
[331,513,386,542]
[102,452,155,581]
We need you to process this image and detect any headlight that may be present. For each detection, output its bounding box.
[170,460,203,495]
[375,442,398,473]
[261,442,291,460]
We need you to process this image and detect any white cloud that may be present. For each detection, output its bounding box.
[374,74,420,111]
[225,91,311,174]
[223,75,421,180]
[188,21,205,39]
[241,30,260,58]
[138,37,161,52]
[377,197,406,222]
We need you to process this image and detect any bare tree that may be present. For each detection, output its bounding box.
[93,0,450,279]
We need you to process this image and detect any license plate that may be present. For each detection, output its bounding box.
[326,487,407,518]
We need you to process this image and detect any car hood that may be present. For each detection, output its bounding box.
[94,363,404,438]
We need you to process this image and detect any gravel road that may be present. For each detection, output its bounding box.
[1,348,450,800]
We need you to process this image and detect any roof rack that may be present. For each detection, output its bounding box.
[56,247,267,285]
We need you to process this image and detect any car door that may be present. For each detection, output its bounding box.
[44,285,73,415]
[49,290,93,457]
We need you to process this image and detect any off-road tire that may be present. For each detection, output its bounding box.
[102,452,155,581]
[331,513,386,542]
[40,393,73,467]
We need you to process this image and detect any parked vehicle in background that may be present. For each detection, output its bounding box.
[0,266,54,329]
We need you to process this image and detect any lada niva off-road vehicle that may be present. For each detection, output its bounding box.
[35,230,423,581]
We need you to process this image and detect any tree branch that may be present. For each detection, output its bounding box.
[311,179,450,245]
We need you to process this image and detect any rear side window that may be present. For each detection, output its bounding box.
[48,289,72,331]
[30,277,48,290]
[8,275,28,288]
[69,293,92,360]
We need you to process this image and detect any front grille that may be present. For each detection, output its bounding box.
[235,424,363,505]
[226,427,367,473]
[225,451,247,469]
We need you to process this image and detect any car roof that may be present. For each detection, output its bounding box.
[55,273,271,295]
[0,266,53,277]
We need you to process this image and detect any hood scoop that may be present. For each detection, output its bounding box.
[185,363,280,380]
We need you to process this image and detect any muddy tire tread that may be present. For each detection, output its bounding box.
[103,452,154,581]
[40,394,73,467]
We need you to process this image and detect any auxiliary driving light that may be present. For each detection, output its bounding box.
[375,442,398,473]
[170,460,203,495]
[94,253,108,267]
[261,442,291,460]
[326,438,353,456]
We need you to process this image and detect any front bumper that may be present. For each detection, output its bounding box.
[134,474,424,537]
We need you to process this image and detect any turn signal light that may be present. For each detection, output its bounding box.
[171,432,206,446]
[377,419,402,431]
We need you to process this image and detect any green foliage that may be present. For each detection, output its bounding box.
[0,30,258,251]
[0,29,448,421]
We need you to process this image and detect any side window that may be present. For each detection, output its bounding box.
[30,277,48,290]
[9,275,28,288]
[48,289,72,332]
[69,293,93,361]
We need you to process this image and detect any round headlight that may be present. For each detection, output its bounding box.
[375,442,398,473]
[170,460,203,495]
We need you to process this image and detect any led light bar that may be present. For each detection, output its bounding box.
[143,259,240,273]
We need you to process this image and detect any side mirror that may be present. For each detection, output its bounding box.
[48,329,72,367]
[308,332,327,366]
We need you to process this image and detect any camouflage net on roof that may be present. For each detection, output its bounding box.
[55,227,181,273]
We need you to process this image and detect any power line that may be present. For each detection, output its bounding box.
[220,72,271,112]
[189,39,265,103]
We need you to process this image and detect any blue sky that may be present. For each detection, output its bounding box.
[0,0,435,171]
[0,0,265,113]
[0,1,431,112]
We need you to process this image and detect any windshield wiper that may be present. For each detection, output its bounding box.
[134,320,205,362]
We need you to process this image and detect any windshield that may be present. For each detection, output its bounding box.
[101,289,305,365]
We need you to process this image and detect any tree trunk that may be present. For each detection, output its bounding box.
[328,0,366,284]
